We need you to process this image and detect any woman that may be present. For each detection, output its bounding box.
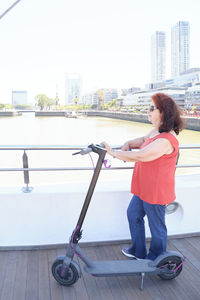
[102,93,184,260]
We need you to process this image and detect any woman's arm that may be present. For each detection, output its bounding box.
[121,129,155,151]
[102,138,174,162]
[121,136,146,151]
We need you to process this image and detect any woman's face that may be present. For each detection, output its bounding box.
[148,101,162,128]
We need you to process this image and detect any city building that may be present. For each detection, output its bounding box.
[151,31,166,82]
[82,89,118,107]
[146,68,200,91]
[103,89,118,104]
[122,87,186,108]
[165,68,200,88]
[12,91,28,105]
[82,92,99,106]
[185,83,200,108]
[171,21,190,77]
[65,74,82,105]
[119,87,141,96]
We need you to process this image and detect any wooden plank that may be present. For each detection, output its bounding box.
[56,247,77,300]
[185,236,200,265]
[144,240,186,300]
[38,249,51,300]
[47,249,64,300]
[170,238,200,271]
[118,239,194,300]
[73,245,98,300]
[86,245,115,300]
[1,237,200,300]
[113,244,156,300]
[143,240,185,300]
[179,260,200,299]
[96,244,128,300]
[25,250,39,300]
[0,251,9,298]
[51,246,87,300]
[0,251,19,300]
[73,249,90,300]
[150,276,185,300]
[146,237,200,299]
[73,269,89,300]
[147,239,200,300]
[13,250,28,300]
[76,246,101,300]
[167,239,200,299]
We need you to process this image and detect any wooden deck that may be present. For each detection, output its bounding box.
[0,237,200,300]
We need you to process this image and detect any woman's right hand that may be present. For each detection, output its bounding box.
[121,141,130,151]
[101,142,113,157]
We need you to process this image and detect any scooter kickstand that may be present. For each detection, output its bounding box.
[140,272,145,290]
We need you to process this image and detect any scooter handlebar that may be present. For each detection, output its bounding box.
[72,143,105,156]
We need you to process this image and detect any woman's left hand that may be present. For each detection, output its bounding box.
[101,142,113,157]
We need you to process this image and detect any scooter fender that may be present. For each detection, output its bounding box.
[148,251,185,268]
[55,255,82,278]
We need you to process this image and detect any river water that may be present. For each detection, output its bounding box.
[0,112,200,186]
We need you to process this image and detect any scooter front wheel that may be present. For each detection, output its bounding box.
[52,259,79,286]
[157,255,183,280]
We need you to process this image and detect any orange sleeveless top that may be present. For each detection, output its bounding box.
[131,132,179,205]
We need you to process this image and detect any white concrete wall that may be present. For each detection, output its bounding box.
[0,174,199,247]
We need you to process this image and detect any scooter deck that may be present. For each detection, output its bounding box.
[84,259,156,277]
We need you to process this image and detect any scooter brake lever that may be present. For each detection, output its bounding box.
[72,151,81,155]
[72,147,93,156]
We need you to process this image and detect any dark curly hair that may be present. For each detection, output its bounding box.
[151,93,184,135]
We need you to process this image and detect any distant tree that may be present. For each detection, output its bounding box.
[66,105,72,110]
[4,104,13,110]
[35,94,49,110]
[0,103,14,110]
[97,90,104,110]
[46,98,55,110]
[0,103,5,110]
[83,104,92,110]
[59,105,67,110]
[91,104,98,109]
[108,99,117,108]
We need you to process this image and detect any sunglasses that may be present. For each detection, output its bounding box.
[149,105,157,112]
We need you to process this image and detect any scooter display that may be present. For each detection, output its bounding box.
[51,144,184,290]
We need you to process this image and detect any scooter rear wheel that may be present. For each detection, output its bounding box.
[157,255,183,280]
[52,259,79,286]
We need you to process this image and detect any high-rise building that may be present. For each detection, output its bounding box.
[12,91,28,105]
[171,21,190,77]
[151,31,166,83]
[65,74,82,105]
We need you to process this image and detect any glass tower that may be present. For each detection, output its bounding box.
[151,31,166,83]
[171,21,190,77]
[65,74,82,105]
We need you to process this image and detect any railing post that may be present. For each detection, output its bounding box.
[22,150,33,193]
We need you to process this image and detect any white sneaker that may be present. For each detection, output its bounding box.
[121,248,137,259]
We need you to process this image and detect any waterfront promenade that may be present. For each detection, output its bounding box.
[1,110,200,131]
[85,110,200,131]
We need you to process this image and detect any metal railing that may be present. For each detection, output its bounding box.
[0,144,200,192]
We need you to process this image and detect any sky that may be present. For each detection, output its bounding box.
[0,0,200,104]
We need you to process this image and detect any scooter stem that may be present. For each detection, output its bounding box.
[72,144,107,244]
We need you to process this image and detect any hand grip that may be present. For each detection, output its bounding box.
[72,147,92,156]
[72,143,105,156]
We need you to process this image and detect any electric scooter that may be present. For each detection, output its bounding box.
[51,144,184,290]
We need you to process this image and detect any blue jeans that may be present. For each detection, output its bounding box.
[127,195,167,260]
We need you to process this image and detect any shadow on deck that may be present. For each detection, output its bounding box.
[0,236,200,300]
